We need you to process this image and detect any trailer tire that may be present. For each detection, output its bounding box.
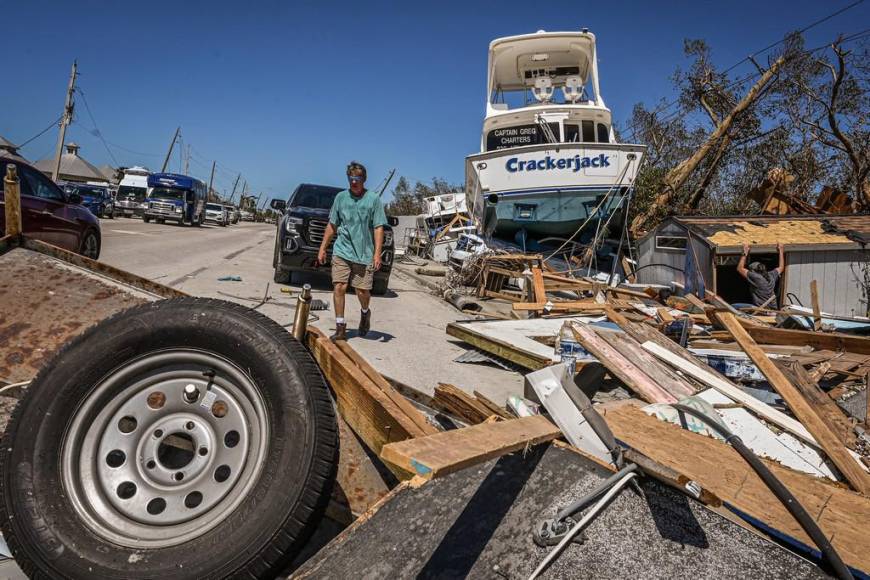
[0,297,337,580]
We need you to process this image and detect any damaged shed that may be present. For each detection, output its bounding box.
[636,215,869,317]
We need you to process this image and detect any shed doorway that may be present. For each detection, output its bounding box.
[714,252,781,307]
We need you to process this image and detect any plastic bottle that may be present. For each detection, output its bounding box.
[556,321,581,375]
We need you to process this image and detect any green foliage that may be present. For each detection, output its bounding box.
[385,175,462,216]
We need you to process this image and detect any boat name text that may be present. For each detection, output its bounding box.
[505,154,611,173]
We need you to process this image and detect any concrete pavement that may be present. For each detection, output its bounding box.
[99,218,524,402]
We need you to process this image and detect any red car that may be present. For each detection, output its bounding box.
[0,155,101,259]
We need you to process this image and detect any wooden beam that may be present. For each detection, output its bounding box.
[657,307,674,323]
[603,404,870,574]
[740,325,870,356]
[512,301,606,312]
[472,390,513,420]
[531,266,546,303]
[718,312,870,495]
[380,415,560,480]
[571,323,678,404]
[305,328,427,459]
[446,322,552,370]
[810,280,822,331]
[642,340,818,448]
[335,341,437,436]
[432,383,492,425]
[777,360,856,449]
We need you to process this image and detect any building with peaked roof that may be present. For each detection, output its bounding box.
[33,143,108,184]
[98,164,121,184]
[636,215,869,317]
[0,135,28,163]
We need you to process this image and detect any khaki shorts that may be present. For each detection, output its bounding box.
[331,255,374,290]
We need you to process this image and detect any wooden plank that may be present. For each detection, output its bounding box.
[777,360,856,449]
[811,280,822,331]
[531,266,546,303]
[718,312,870,495]
[571,323,678,404]
[445,322,552,370]
[306,328,420,458]
[657,307,674,323]
[380,415,560,480]
[603,305,631,329]
[335,341,437,436]
[432,383,492,425]
[684,293,710,314]
[641,340,818,447]
[472,390,513,420]
[603,404,870,575]
[740,325,870,356]
[512,301,605,312]
[594,329,696,400]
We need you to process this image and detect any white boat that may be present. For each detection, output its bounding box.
[466,29,645,237]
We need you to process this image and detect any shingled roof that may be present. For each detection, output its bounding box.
[33,143,108,183]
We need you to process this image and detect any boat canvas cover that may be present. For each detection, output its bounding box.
[488,31,594,92]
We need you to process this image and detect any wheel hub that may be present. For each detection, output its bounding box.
[62,350,268,548]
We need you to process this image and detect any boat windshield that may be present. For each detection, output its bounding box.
[150,187,187,201]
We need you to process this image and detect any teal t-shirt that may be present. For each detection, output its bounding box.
[328,189,388,265]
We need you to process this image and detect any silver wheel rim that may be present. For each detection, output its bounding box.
[82,233,99,259]
[61,349,269,548]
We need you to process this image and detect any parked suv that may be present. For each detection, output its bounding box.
[61,182,114,219]
[0,156,102,259]
[271,183,395,295]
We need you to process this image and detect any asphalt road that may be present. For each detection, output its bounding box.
[98,217,524,401]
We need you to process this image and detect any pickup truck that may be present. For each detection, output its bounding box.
[271,183,395,294]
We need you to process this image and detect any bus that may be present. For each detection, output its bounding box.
[143,173,207,226]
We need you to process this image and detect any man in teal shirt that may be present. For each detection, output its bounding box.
[318,161,388,340]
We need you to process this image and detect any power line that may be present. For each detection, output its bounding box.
[75,86,119,166]
[16,116,63,149]
[624,1,867,140]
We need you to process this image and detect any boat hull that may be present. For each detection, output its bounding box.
[466,143,644,237]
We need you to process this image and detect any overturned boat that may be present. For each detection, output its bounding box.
[466,29,645,238]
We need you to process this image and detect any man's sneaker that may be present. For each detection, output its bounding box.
[359,309,371,337]
[330,322,347,342]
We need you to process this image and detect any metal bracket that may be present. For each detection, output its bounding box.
[533,518,587,547]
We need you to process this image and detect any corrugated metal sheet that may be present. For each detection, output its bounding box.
[785,249,868,317]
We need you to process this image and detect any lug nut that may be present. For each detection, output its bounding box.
[183,384,200,403]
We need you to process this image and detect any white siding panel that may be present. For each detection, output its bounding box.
[785,250,868,317]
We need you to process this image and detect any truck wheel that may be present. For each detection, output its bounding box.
[0,298,337,579]
[372,276,389,296]
[274,266,291,284]
[143,216,151,223]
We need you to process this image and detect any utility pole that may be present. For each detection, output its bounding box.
[161,127,180,173]
[207,161,216,201]
[229,173,241,203]
[52,61,78,182]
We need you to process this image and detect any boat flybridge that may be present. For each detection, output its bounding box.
[466,29,645,238]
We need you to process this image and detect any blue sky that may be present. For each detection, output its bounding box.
[4,0,868,203]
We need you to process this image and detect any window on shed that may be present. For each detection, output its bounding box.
[597,123,609,143]
[581,120,595,142]
[655,236,688,251]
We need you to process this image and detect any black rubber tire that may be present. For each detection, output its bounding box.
[274,266,291,284]
[143,216,151,223]
[78,229,101,260]
[372,275,390,296]
[157,218,165,224]
[0,298,338,580]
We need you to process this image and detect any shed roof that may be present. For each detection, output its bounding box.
[646,215,868,253]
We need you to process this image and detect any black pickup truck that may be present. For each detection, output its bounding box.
[270,183,395,294]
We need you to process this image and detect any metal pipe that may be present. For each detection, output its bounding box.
[291,284,312,342]
[4,165,22,237]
